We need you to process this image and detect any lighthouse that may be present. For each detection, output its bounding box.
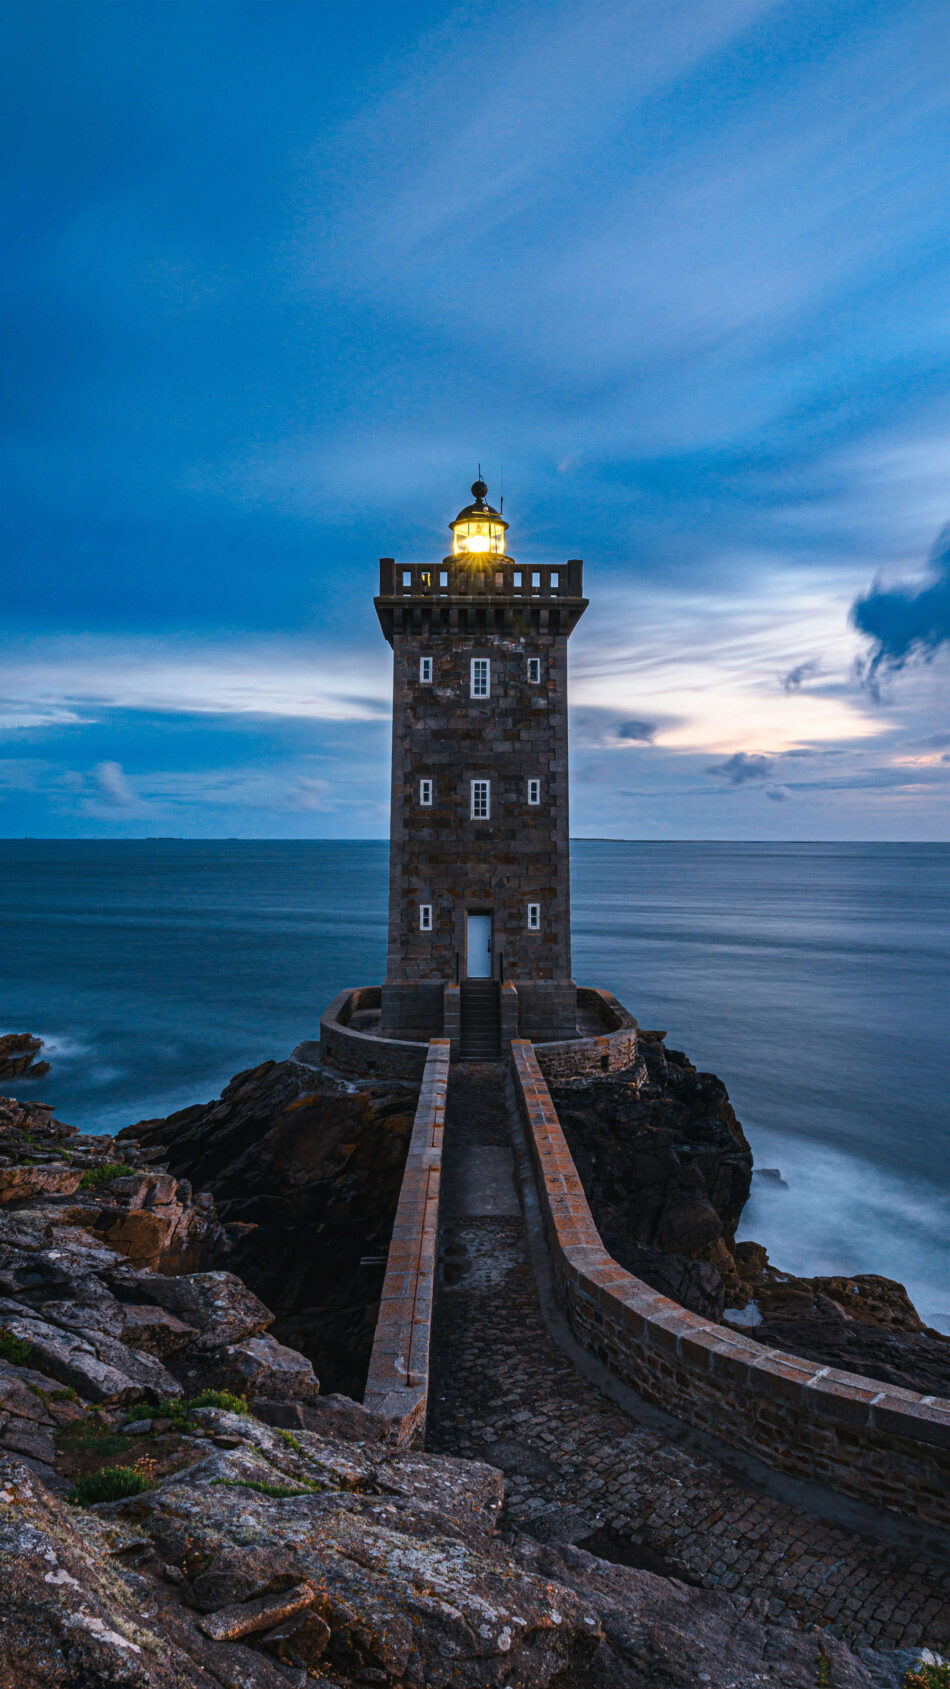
[374,480,587,1055]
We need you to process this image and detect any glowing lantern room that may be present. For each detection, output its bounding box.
[449,478,509,557]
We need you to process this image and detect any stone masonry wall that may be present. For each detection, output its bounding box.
[362,1039,449,1443]
[382,631,575,1039]
[511,1040,950,1529]
[319,988,430,1081]
[533,987,638,1081]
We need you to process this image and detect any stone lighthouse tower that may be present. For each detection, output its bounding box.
[375,480,587,1055]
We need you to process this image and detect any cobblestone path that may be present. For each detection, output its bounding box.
[427,1063,950,1655]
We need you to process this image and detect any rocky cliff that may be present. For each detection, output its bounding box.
[117,1060,419,1399]
[0,1088,925,1689]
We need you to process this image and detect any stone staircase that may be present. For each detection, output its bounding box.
[459,980,501,1060]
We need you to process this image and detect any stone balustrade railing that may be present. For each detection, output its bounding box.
[511,1039,950,1529]
[362,1039,449,1442]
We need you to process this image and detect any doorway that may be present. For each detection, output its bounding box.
[466,913,492,978]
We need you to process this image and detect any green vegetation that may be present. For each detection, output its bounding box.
[187,1390,249,1414]
[122,1390,250,1434]
[816,1651,832,1686]
[0,1327,33,1365]
[79,1162,133,1189]
[276,1428,303,1452]
[67,1465,156,1506]
[903,1664,950,1689]
[50,1385,80,1403]
[212,1476,321,1499]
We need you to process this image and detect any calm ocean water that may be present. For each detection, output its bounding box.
[1,839,948,1331]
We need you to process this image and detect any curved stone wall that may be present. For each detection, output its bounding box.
[319,987,430,1081]
[511,1039,950,1529]
[533,986,638,1082]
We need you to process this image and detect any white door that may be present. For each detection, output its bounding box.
[466,913,492,978]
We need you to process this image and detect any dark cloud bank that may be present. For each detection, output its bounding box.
[852,524,950,696]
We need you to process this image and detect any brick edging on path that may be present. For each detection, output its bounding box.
[362,1039,449,1441]
[510,1039,950,1528]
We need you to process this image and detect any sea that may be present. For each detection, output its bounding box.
[1,839,948,1333]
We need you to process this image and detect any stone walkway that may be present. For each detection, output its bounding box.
[427,1063,950,1655]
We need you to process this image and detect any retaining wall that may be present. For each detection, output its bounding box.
[319,987,430,1081]
[511,1040,950,1529]
[533,987,638,1082]
[362,1039,449,1442]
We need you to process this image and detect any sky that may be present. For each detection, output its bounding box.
[2,0,950,841]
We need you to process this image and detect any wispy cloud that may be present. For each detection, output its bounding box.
[0,639,391,728]
[706,750,775,786]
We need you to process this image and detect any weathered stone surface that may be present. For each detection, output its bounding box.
[132,1269,273,1349]
[120,1060,419,1396]
[0,1032,49,1081]
[0,1304,182,1403]
[551,1034,751,1313]
[513,1536,902,1688]
[0,1163,83,1205]
[200,1333,320,1402]
[733,1255,950,1396]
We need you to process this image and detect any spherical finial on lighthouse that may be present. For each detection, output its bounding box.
[450,477,509,556]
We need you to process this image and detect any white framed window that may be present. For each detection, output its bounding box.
[470,657,490,698]
[419,656,432,683]
[402,570,412,588]
[527,903,541,931]
[419,778,433,806]
[471,779,490,820]
[527,778,540,805]
[527,657,541,684]
[531,571,541,589]
[513,570,522,588]
[549,571,560,594]
[419,904,432,931]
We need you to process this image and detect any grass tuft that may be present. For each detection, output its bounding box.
[187,1390,249,1415]
[0,1328,33,1366]
[211,1476,321,1499]
[67,1465,156,1506]
[79,1162,133,1189]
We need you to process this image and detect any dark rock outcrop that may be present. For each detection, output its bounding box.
[0,1032,49,1081]
[727,1253,950,1398]
[118,1060,419,1398]
[551,1033,752,1320]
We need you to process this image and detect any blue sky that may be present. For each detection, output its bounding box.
[2,0,950,839]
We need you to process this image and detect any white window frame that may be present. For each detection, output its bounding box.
[419,904,432,931]
[527,902,541,931]
[527,778,540,806]
[527,657,541,684]
[470,657,490,699]
[471,779,490,820]
[419,778,433,806]
[419,655,432,683]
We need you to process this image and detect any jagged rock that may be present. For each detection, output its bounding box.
[119,1061,420,1396]
[199,1333,321,1402]
[0,1164,83,1205]
[0,1305,182,1404]
[512,1536,891,1688]
[0,1033,49,1081]
[131,1269,273,1349]
[551,1038,752,1286]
